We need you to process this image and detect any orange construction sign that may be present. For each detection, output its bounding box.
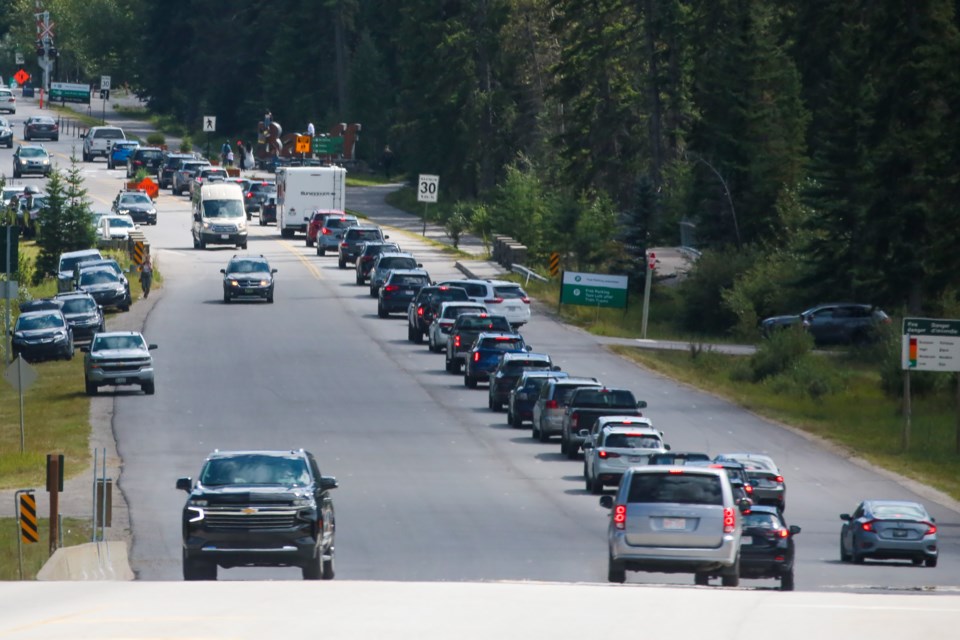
[137,177,159,200]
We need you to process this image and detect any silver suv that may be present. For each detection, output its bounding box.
[531,377,601,442]
[82,331,157,395]
[600,466,746,585]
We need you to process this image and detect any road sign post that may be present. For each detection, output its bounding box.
[417,174,439,236]
[3,225,18,364]
[641,251,655,338]
[901,317,960,452]
[4,356,37,452]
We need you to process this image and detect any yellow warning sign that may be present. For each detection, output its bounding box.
[549,252,560,277]
[132,241,145,266]
[295,135,311,154]
[19,492,39,544]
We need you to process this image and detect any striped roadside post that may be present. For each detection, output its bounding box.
[15,490,39,580]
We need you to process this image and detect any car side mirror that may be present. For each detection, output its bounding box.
[665,444,671,451]
[840,513,851,521]
[637,400,648,409]
[271,269,278,274]
[148,344,158,350]
[525,345,533,352]
[417,263,423,267]
[80,346,90,353]
[578,429,590,438]
[384,235,389,239]
[599,495,614,509]
[789,525,801,535]
[319,476,338,491]
[552,365,561,371]
[219,269,225,274]
[176,477,192,492]
[737,499,752,512]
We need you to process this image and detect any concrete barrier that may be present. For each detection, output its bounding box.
[36,541,134,581]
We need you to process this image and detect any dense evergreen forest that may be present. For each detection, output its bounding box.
[2,0,958,335]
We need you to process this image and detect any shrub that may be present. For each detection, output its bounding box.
[749,326,814,382]
[179,135,193,153]
[443,205,469,249]
[146,132,166,146]
[679,247,755,334]
[765,356,845,399]
[722,248,808,340]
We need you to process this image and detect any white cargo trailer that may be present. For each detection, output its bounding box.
[275,166,347,238]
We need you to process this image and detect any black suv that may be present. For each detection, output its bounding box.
[158,153,195,189]
[355,241,400,285]
[112,189,158,225]
[177,449,338,581]
[126,146,164,178]
[406,285,469,343]
[220,255,277,303]
[55,292,105,342]
[739,505,801,590]
[338,226,388,268]
[760,303,891,345]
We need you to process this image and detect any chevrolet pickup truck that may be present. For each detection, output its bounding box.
[560,387,647,459]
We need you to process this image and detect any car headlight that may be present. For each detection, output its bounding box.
[236,221,246,231]
[148,209,156,215]
[118,208,130,215]
[186,506,205,523]
[292,498,316,508]
[260,279,269,286]
[202,221,212,229]
[229,279,239,287]
[13,331,24,339]
[53,332,67,342]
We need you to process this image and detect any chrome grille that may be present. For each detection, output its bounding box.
[204,508,298,530]
[101,359,150,372]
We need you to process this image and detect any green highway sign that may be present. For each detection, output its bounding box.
[312,136,344,155]
[50,82,91,104]
[560,271,628,309]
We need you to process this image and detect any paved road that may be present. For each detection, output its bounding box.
[2,96,959,593]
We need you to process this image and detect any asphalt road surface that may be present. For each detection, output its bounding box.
[4,99,959,594]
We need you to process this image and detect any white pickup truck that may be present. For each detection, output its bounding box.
[82,126,126,162]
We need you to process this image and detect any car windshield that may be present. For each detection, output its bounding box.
[200,454,311,487]
[17,313,64,330]
[555,384,601,405]
[494,285,526,299]
[391,274,429,286]
[458,316,511,331]
[604,433,662,449]
[19,148,46,158]
[115,142,138,150]
[365,244,399,256]
[503,359,549,372]
[348,229,382,241]
[79,261,121,276]
[60,254,100,272]
[628,473,723,505]
[106,218,134,228]
[444,305,485,319]
[80,271,120,285]
[324,218,356,230]
[872,503,927,520]
[92,335,146,351]
[573,389,636,408]
[93,129,124,139]
[201,170,227,179]
[202,200,244,218]
[743,512,783,529]
[120,194,151,205]
[229,261,269,274]
[59,298,96,314]
[251,183,276,193]
[380,257,417,270]
[479,338,523,351]
[138,150,163,159]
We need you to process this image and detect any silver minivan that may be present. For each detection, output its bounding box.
[600,466,746,586]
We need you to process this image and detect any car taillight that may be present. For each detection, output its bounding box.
[723,507,735,533]
[340,242,348,248]
[775,475,784,483]
[134,160,143,166]
[546,400,558,409]
[246,192,254,198]
[778,528,789,538]
[570,411,579,428]
[361,256,372,263]
[598,451,620,459]
[485,298,503,304]
[668,469,684,475]
[322,228,332,234]
[454,335,461,348]
[613,505,626,530]
[383,285,399,293]
[923,522,937,536]
[417,307,424,317]
[861,520,875,532]
[473,352,480,362]
[522,297,530,304]
[745,485,753,494]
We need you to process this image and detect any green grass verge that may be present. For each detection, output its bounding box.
[346,174,404,187]
[610,346,960,501]
[0,517,92,580]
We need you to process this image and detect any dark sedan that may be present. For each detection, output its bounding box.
[11,310,74,362]
[0,116,13,148]
[378,269,431,317]
[112,190,157,225]
[77,268,131,311]
[740,505,801,590]
[55,292,105,342]
[23,115,59,141]
[840,500,938,567]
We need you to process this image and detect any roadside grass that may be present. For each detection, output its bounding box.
[385,185,458,220]
[611,346,960,501]
[0,517,92,580]
[113,104,188,139]
[346,174,403,187]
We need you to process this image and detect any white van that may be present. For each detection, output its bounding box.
[191,182,247,250]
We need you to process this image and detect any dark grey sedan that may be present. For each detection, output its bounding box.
[840,500,938,567]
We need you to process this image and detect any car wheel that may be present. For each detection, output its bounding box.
[107,160,113,169]
[306,237,314,247]
[356,272,363,285]
[173,185,180,195]
[223,291,231,303]
[318,248,325,256]
[852,546,865,564]
[259,217,266,226]
[721,556,740,587]
[378,304,389,318]
[780,568,795,591]
[267,292,274,304]
[412,329,423,344]
[199,237,206,249]
[53,136,59,142]
[302,553,322,580]
[694,572,710,586]
[120,303,130,312]
[239,243,247,250]
[369,286,377,298]
[85,380,97,396]
[839,535,851,562]
[338,258,346,269]
[925,557,938,568]
[142,382,155,395]
[193,235,200,249]
[83,150,90,162]
[465,375,477,389]
[537,424,549,443]
[590,475,603,495]
[13,167,20,179]
[509,411,522,429]
[607,554,626,584]
[322,551,335,580]
[492,399,502,412]
[406,323,417,343]
[183,552,216,581]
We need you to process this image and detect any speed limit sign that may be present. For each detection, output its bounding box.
[417,174,439,203]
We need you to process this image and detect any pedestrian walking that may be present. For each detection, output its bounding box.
[140,255,154,299]
[237,141,246,171]
[226,149,235,168]
[220,140,231,166]
[307,122,315,137]
[381,145,394,179]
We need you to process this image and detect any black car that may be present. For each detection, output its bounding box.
[689,460,754,505]
[488,353,558,412]
[75,258,131,301]
[244,180,277,213]
[13,144,52,178]
[11,309,74,362]
[55,292,105,342]
[176,449,338,580]
[221,255,277,303]
[76,268,131,311]
[126,146,164,179]
[760,303,891,345]
[112,190,158,225]
[739,505,801,590]
[338,226,388,268]
[406,285,469,343]
[23,115,59,141]
[378,269,431,317]
[0,116,13,148]
[158,153,195,189]
[19,298,63,313]
[355,241,401,285]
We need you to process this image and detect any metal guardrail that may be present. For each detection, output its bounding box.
[511,263,548,286]
[679,246,702,261]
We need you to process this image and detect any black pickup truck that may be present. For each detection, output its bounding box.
[444,312,512,373]
[560,387,647,459]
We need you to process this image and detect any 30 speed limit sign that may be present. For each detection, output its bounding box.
[417,174,439,203]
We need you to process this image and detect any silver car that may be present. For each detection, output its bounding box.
[82,331,157,396]
[600,466,745,585]
[840,500,938,567]
[427,301,488,353]
[582,424,667,494]
[531,377,601,442]
[714,453,786,511]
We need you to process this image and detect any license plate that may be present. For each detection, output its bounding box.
[403,289,413,295]
[220,234,229,239]
[244,288,254,294]
[115,378,127,385]
[893,530,908,538]
[662,518,686,530]
[741,536,754,546]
